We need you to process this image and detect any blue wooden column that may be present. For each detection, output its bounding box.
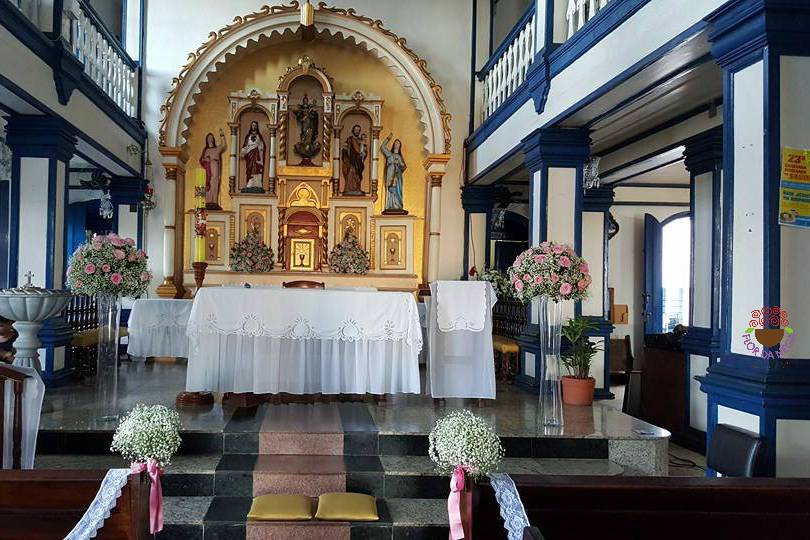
[698,0,810,477]
[461,185,496,278]
[5,115,77,385]
[515,127,590,392]
[680,127,723,452]
[583,185,615,400]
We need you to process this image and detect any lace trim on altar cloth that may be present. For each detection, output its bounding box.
[488,472,531,540]
[187,306,422,350]
[64,469,130,540]
[434,281,492,333]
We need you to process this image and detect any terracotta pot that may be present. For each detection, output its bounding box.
[755,328,784,347]
[562,376,595,406]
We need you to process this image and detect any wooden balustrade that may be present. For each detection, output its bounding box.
[492,299,528,339]
[567,0,610,40]
[62,0,138,117]
[479,6,536,122]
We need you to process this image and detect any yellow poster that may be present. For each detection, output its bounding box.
[779,147,810,228]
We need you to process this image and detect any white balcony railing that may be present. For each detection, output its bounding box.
[567,0,611,39]
[62,0,138,117]
[480,7,536,122]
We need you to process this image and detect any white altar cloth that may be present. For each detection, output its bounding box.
[127,299,193,358]
[427,281,497,399]
[185,287,422,395]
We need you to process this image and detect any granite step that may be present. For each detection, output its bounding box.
[158,495,449,540]
[34,453,221,497]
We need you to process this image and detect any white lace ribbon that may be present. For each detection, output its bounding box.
[488,472,531,540]
[63,469,130,540]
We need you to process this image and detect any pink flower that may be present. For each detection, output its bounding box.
[113,249,126,260]
[523,273,531,282]
[579,262,589,273]
[534,275,543,284]
[514,280,524,291]
[533,254,546,264]
[136,250,146,260]
[91,242,101,250]
[110,236,126,247]
[560,282,573,295]
[128,254,136,262]
[125,238,136,246]
[552,244,564,254]
[84,263,96,274]
[110,273,123,285]
[550,273,560,284]
[76,280,83,288]
[543,245,552,253]
[559,256,571,268]
[140,272,150,282]
[101,263,111,273]
[578,278,590,291]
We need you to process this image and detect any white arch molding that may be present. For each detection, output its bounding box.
[159,3,451,156]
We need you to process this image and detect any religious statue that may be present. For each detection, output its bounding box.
[341,124,367,195]
[199,129,227,209]
[239,120,265,193]
[293,94,321,165]
[381,133,407,214]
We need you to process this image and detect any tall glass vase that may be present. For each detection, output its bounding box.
[539,296,564,427]
[95,293,121,423]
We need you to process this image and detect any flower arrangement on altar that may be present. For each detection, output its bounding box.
[428,409,504,479]
[111,403,182,467]
[508,241,591,302]
[328,230,370,274]
[479,269,519,302]
[66,233,151,297]
[229,227,275,272]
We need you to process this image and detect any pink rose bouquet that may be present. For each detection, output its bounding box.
[67,233,152,297]
[508,241,592,303]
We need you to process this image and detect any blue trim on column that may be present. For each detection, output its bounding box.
[136,204,144,250]
[7,155,20,287]
[45,159,57,288]
[0,180,8,288]
[462,209,471,279]
[762,49,781,328]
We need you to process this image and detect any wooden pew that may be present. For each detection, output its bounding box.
[472,475,810,540]
[0,470,150,539]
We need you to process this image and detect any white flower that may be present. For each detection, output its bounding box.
[428,409,504,478]
[110,404,182,467]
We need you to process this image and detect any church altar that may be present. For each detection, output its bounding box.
[184,287,422,395]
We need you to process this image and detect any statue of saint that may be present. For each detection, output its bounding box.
[199,129,227,209]
[341,124,367,195]
[293,94,321,165]
[239,120,265,192]
[381,133,407,214]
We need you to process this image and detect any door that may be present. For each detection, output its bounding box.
[642,214,663,335]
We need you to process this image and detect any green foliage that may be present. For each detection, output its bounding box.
[561,316,601,379]
[479,269,520,302]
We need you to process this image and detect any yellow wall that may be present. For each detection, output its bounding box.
[184,39,426,279]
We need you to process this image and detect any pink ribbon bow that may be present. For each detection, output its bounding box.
[448,465,466,539]
[130,458,164,534]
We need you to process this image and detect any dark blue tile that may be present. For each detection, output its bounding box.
[163,473,215,496]
[345,432,379,455]
[344,455,383,472]
[379,435,428,456]
[202,523,245,540]
[204,496,252,522]
[224,405,266,433]
[339,403,379,432]
[216,454,257,472]
[501,437,533,458]
[351,524,392,540]
[384,475,446,499]
[224,433,258,454]
[158,523,203,540]
[393,526,449,540]
[532,438,608,458]
[214,471,252,497]
[347,471,384,497]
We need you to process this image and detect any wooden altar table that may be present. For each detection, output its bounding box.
[185,287,423,395]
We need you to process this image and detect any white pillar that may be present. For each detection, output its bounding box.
[423,154,450,284]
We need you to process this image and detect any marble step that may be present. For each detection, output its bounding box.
[159,495,449,540]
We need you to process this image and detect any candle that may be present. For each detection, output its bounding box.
[195,236,205,262]
[194,168,207,263]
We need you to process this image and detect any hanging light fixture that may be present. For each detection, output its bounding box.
[99,190,114,219]
[583,156,601,191]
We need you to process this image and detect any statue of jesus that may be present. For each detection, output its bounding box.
[240,120,265,192]
[199,129,226,209]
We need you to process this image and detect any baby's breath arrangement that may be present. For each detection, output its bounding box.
[428,409,505,478]
[110,404,182,467]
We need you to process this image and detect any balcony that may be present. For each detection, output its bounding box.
[7,0,140,119]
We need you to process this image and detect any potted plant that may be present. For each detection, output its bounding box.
[560,316,601,406]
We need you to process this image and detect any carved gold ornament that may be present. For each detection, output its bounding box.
[158,2,451,154]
